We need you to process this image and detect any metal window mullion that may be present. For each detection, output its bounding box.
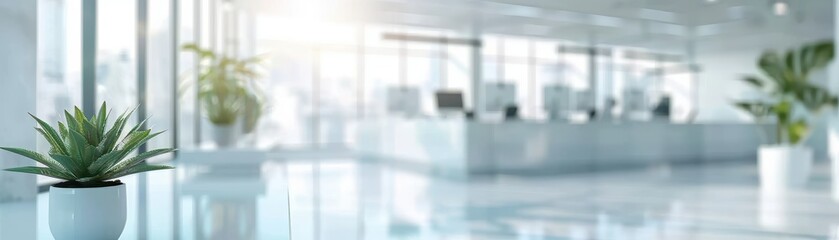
[587,35,598,115]
[497,38,504,82]
[82,0,97,117]
[439,33,447,89]
[171,0,182,226]
[357,25,365,119]
[220,1,228,56]
[170,5,182,240]
[313,47,321,147]
[136,1,149,239]
[172,0,180,152]
[399,33,406,86]
[528,40,535,118]
[469,5,483,117]
[137,0,149,153]
[193,0,202,145]
[231,7,239,57]
[209,0,217,51]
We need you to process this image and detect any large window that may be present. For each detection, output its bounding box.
[250,21,479,148]
[36,0,83,184]
[37,0,82,128]
[35,0,178,184]
[36,0,698,158]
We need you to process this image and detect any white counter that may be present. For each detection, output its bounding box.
[356,119,764,177]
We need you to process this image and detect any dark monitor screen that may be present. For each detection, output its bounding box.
[436,91,464,110]
[652,96,671,117]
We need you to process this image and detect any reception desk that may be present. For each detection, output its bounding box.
[356,119,765,177]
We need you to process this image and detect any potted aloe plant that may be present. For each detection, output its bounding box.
[182,43,264,147]
[1,102,174,240]
[734,40,836,192]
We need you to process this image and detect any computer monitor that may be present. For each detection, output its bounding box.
[484,82,516,112]
[436,91,464,111]
[624,88,647,113]
[543,85,571,114]
[624,88,651,121]
[387,86,420,116]
[652,95,671,117]
[574,90,593,111]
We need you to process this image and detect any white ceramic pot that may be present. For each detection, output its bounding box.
[49,183,127,240]
[833,154,839,201]
[759,145,813,192]
[212,124,237,148]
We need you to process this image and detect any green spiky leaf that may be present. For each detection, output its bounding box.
[734,40,837,145]
[64,111,79,133]
[67,129,89,159]
[5,166,74,181]
[73,107,87,130]
[97,102,108,137]
[49,153,86,177]
[0,102,175,183]
[105,164,174,180]
[788,120,810,145]
[741,76,765,88]
[105,148,176,176]
[88,150,124,174]
[29,114,69,155]
[181,42,264,126]
[0,147,68,175]
[82,120,100,144]
[35,128,66,156]
[58,122,68,140]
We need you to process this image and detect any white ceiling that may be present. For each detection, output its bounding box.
[243,0,834,53]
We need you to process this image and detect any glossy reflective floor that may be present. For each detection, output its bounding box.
[2,158,839,240]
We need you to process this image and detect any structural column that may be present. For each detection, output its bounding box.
[0,2,38,238]
[0,0,38,202]
[588,34,600,116]
[829,1,839,200]
[469,2,483,117]
[82,0,96,116]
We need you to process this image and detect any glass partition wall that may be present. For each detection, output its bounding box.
[35,0,178,184]
[35,0,699,160]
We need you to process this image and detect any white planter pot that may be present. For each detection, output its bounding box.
[212,124,238,148]
[759,145,813,192]
[833,156,839,201]
[49,183,126,240]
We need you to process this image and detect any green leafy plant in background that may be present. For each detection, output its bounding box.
[0,102,175,184]
[182,43,264,130]
[734,40,838,145]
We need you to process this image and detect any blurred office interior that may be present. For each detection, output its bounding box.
[2,0,839,239]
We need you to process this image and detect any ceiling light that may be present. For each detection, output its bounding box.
[222,1,233,11]
[773,1,788,16]
[706,0,717,3]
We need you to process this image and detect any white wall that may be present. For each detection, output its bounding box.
[694,47,765,123]
[0,0,37,234]
[694,38,831,159]
[695,34,833,123]
[0,0,37,202]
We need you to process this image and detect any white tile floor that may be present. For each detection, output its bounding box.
[1,158,839,240]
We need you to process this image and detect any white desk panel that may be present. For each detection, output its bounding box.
[357,119,766,177]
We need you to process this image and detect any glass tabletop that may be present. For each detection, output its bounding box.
[1,159,838,240]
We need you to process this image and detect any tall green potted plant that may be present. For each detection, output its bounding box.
[734,40,836,192]
[0,102,174,240]
[182,43,264,148]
